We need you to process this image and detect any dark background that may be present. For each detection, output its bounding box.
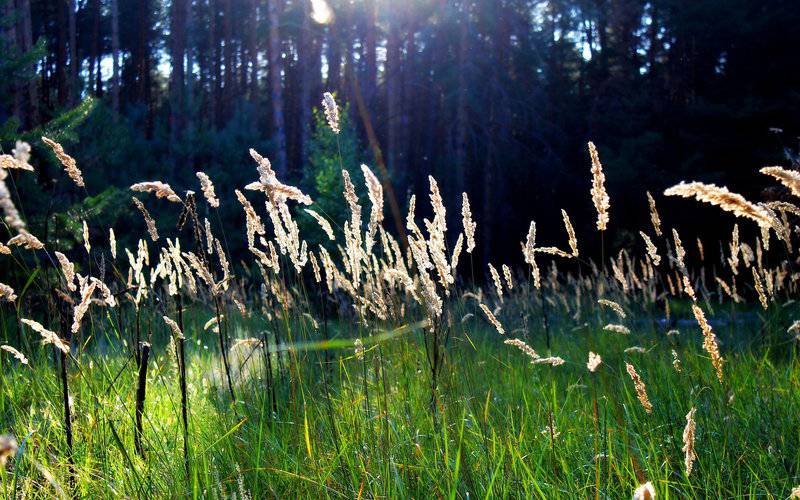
[1,0,799,271]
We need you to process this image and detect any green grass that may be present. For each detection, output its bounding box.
[1,296,798,499]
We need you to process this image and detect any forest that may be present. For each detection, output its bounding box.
[2,0,799,264]
[1,0,800,498]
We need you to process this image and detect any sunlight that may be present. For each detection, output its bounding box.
[310,0,334,25]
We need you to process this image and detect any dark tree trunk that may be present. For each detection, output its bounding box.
[267,0,287,176]
[111,0,120,114]
[248,0,258,103]
[134,0,154,136]
[212,0,222,126]
[385,12,401,183]
[454,4,469,206]
[400,21,417,194]
[4,0,22,122]
[184,0,194,133]
[18,0,37,125]
[56,0,68,106]
[481,99,495,266]
[171,0,187,138]
[298,0,316,164]
[326,24,340,91]
[647,3,659,83]
[88,0,99,94]
[222,0,233,115]
[207,0,218,126]
[341,4,353,104]
[68,0,77,105]
[363,0,377,103]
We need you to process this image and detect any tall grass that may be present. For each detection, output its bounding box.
[0,98,799,498]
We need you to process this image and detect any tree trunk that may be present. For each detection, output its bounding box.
[341,4,353,104]
[238,25,246,91]
[481,99,495,266]
[184,0,194,133]
[596,0,609,76]
[248,0,258,102]
[647,3,659,82]
[222,0,233,114]
[212,0,222,126]
[92,0,102,95]
[18,0,37,125]
[68,0,77,105]
[267,0,287,176]
[385,13,401,183]
[111,0,120,114]
[363,0,377,103]
[4,0,22,122]
[400,21,416,193]
[207,0,218,126]
[454,5,469,206]
[298,0,315,164]
[56,0,68,106]
[326,24,340,91]
[170,0,187,139]
[134,0,153,136]
[88,0,96,93]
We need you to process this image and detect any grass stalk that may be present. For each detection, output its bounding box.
[134,341,151,458]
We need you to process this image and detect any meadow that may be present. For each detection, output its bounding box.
[0,97,799,499]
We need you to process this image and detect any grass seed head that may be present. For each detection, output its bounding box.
[588,141,610,231]
[632,481,656,500]
[587,351,602,372]
[1,345,28,365]
[0,435,18,467]
[196,171,220,208]
[21,318,69,354]
[322,92,340,134]
[480,303,504,335]
[42,136,84,187]
[130,181,182,203]
[461,192,477,253]
[625,362,653,414]
[682,407,697,477]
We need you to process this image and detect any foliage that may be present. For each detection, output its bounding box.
[300,103,365,247]
[0,303,798,498]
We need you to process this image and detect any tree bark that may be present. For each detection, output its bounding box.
[184,0,194,133]
[267,0,287,176]
[481,99,495,266]
[222,0,234,114]
[385,11,401,182]
[206,0,217,126]
[134,0,153,136]
[88,0,95,90]
[212,0,222,126]
[326,24,340,91]
[111,0,120,115]
[363,0,377,103]
[91,0,102,96]
[18,0,37,125]
[247,0,259,103]
[56,0,68,106]
[68,0,77,105]
[298,0,314,164]
[4,0,22,122]
[454,4,469,206]
[170,0,187,138]
[341,4,353,104]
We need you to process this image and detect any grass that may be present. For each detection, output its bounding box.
[2,126,800,499]
[1,295,798,498]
